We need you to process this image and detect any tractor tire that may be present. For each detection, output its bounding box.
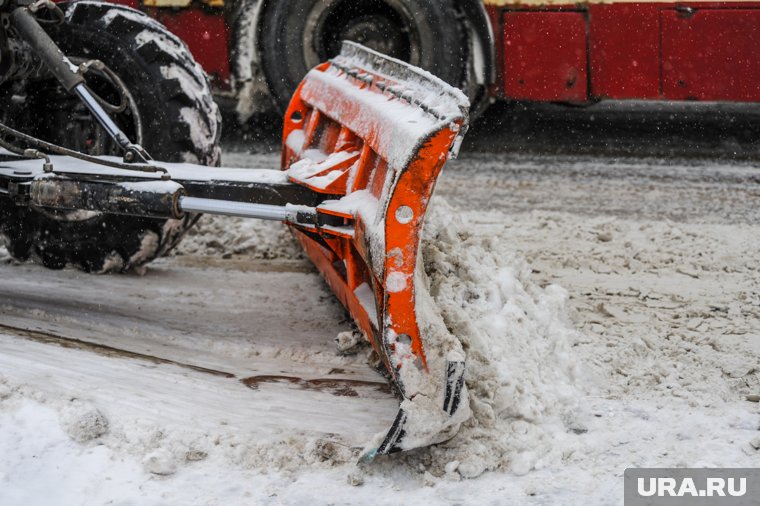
[0,2,221,273]
[258,0,465,113]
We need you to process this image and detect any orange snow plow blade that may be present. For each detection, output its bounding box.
[281,42,471,458]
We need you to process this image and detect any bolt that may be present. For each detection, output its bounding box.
[395,206,413,224]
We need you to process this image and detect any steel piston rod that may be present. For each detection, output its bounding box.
[22,176,322,223]
[178,196,303,222]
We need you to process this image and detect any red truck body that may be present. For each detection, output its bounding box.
[489,2,760,103]
[108,0,760,107]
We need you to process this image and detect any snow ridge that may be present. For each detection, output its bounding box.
[410,199,584,477]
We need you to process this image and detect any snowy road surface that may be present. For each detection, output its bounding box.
[0,260,397,440]
[1,141,759,505]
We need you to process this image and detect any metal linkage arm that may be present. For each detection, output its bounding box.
[9,5,151,163]
[0,154,343,229]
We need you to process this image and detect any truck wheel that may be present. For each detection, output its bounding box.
[0,2,221,273]
[258,0,465,112]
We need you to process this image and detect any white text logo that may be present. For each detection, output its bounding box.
[637,477,747,498]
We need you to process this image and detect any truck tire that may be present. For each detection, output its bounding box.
[0,2,221,273]
[258,0,465,112]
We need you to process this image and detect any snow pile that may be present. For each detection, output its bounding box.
[406,200,585,478]
[174,214,303,259]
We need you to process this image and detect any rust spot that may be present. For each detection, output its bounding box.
[241,375,391,397]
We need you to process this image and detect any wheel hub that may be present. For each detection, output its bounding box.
[338,15,407,60]
[303,0,418,70]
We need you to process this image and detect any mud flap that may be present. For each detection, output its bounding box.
[281,42,471,457]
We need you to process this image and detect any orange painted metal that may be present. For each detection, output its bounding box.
[379,130,457,369]
[279,55,464,381]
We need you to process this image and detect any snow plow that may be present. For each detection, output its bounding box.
[0,1,470,457]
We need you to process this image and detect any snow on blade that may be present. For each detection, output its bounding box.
[299,42,468,173]
[300,66,457,174]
